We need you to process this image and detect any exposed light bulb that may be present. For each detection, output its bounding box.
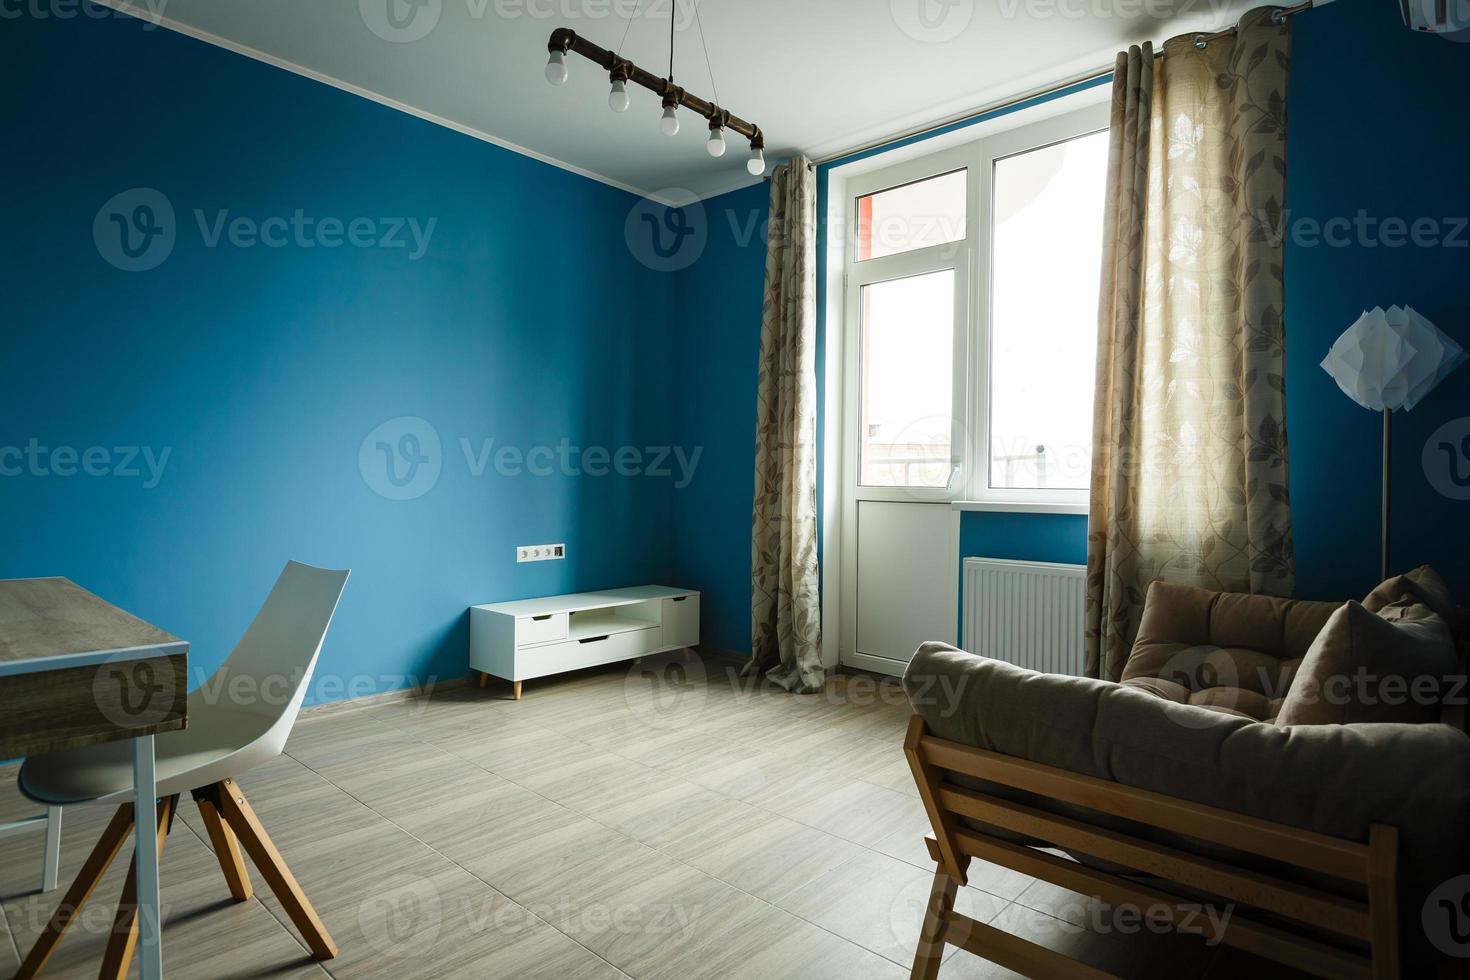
[545,50,567,85]
[706,126,726,157]
[608,79,629,112]
[660,104,680,136]
[746,145,765,176]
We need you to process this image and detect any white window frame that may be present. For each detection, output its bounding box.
[835,99,1111,514]
[844,143,975,506]
[820,86,1112,669]
[968,105,1110,510]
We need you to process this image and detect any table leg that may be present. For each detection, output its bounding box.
[132,734,163,980]
[42,805,62,892]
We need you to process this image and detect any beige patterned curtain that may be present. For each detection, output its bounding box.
[748,155,823,693]
[1085,8,1296,681]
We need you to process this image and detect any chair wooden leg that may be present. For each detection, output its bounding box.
[212,778,337,960]
[99,795,177,980]
[192,787,253,901]
[15,804,135,980]
[911,867,958,980]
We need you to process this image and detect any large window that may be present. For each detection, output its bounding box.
[988,131,1108,492]
[843,105,1108,507]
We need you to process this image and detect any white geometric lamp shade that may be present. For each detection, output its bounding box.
[1320,304,1466,581]
[1321,305,1467,413]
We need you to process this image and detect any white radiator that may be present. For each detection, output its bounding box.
[962,558,1086,675]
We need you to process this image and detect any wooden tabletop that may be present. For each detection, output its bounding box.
[0,577,186,676]
[0,577,188,758]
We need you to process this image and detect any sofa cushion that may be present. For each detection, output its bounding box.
[903,641,1470,965]
[1120,581,1339,721]
[1364,564,1461,628]
[1275,600,1459,727]
[1367,565,1470,672]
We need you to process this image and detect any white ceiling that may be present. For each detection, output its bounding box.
[107,0,1253,201]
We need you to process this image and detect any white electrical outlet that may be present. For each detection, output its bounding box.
[516,543,565,563]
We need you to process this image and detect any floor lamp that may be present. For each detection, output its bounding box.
[1321,305,1466,580]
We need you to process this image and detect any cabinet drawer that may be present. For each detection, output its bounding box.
[662,595,699,648]
[516,612,568,647]
[518,626,662,680]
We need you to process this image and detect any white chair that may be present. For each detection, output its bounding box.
[0,805,62,892]
[14,561,349,979]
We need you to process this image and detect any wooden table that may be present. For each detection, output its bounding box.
[0,577,188,980]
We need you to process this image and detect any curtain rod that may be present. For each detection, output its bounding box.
[809,0,1326,168]
[1186,0,1319,48]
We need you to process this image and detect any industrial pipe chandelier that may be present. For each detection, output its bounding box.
[543,3,765,176]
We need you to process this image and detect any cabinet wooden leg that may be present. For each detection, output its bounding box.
[478,671,488,689]
[512,681,522,700]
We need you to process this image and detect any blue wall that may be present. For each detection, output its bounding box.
[1,9,677,701]
[668,183,769,654]
[1285,0,1470,600]
[957,514,1088,567]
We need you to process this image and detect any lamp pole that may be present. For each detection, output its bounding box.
[1381,408,1391,581]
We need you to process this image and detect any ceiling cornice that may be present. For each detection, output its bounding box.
[89,0,697,205]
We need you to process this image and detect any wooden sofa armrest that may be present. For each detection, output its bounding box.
[904,715,1399,980]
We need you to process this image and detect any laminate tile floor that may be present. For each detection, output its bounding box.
[0,654,1280,979]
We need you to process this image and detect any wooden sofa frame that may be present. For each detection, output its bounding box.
[903,715,1401,980]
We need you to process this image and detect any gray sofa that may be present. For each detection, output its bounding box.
[903,566,1470,974]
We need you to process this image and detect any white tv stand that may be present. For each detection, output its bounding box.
[469,585,699,699]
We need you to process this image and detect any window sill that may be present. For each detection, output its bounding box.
[952,500,1088,516]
